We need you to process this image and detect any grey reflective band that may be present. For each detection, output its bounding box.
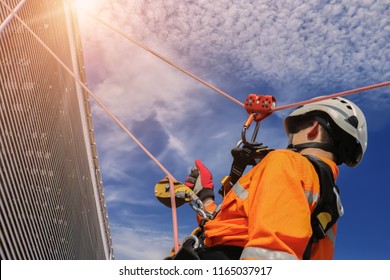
[305,190,319,204]
[333,187,344,217]
[233,182,248,200]
[241,247,298,260]
[326,227,336,247]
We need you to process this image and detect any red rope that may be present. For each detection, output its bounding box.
[71,1,390,115]
[75,2,245,108]
[273,81,390,112]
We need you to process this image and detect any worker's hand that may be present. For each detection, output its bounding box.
[185,160,214,201]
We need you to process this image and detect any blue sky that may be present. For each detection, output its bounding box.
[75,0,390,260]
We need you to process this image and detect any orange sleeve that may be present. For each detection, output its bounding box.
[242,152,313,259]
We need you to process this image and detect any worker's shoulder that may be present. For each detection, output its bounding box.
[261,150,318,183]
[265,149,302,161]
[259,149,305,169]
[265,150,338,179]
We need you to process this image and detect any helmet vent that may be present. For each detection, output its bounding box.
[345,115,359,128]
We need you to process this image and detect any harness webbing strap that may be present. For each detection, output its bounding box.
[218,145,273,196]
[303,155,342,260]
[172,238,200,260]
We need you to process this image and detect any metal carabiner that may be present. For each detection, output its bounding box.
[187,192,213,220]
[181,234,200,250]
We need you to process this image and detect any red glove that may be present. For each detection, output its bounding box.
[185,160,214,201]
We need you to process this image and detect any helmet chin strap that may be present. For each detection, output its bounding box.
[287,142,343,166]
[287,132,342,164]
[287,142,338,155]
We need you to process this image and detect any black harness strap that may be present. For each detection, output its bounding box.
[172,238,200,260]
[303,155,343,260]
[218,144,273,196]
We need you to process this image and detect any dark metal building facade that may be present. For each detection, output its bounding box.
[0,0,113,259]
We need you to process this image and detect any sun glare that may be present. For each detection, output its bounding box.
[71,0,104,27]
[73,0,97,11]
[72,0,103,15]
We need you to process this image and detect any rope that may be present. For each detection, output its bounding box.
[273,81,390,112]
[0,0,27,33]
[69,1,390,113]
[68,1,390,114]
[67,0,245,108]
[0,0,181,253]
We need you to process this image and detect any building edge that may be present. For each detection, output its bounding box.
[63,1,114,260]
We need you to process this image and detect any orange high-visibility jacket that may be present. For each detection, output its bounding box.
[203,149,339,260]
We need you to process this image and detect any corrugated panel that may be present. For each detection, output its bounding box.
[0,0,112,260]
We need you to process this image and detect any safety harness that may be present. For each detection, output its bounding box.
[164,149,343,260]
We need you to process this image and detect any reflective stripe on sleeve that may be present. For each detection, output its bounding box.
[305,190,319,204]
[326,227,336,247]
[233,182,248,200]
[240,247,298,260]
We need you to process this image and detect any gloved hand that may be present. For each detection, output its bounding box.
[184,160,214,201]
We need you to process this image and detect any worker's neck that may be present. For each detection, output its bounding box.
[299,148,336,163]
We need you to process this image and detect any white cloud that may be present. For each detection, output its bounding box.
[122,0,389,98]
[104,183,156,206]
[82,0,389,151]
[110,224,174,259]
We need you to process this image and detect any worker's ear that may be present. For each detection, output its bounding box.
[307,121,320,139]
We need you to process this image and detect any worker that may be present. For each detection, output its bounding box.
[181,97,367,260]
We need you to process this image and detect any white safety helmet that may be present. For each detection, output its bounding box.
[284,97,367,167]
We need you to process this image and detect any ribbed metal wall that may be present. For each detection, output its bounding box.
[0,0,113,259]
